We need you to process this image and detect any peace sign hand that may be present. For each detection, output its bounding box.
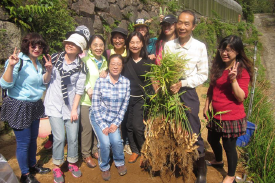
[43,54,53,73]
[228,61,239,82]
[8,47,20,67]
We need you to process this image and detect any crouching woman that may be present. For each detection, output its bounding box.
[90,54,130,181]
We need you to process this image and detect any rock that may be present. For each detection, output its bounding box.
[0,7,9,21]
[0,21,21,63]
[67,0,73,8]
[117,0,126,9]
[108,0,116,3]
[149,11,158,18]
[122,5,138,23]
[72,0,95,16]
[110,4,122,20]
[73,16,95,35]
[94,0,109,12]
[93,15,103,33]
[99,12,115,26]
[137,10,150,20]
[137,3,143,11]
[118,20,128,31]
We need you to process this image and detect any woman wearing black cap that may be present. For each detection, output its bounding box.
[155,14,178,65]
[104,27,128,60]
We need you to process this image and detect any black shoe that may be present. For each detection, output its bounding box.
[195,156,207,183]
[29,164,51,174]
[20,174,40,183]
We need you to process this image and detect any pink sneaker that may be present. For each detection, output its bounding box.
[53,168,64,183]
[44,139,53,150]
[68,163,82,178]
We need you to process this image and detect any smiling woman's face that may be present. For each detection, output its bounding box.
[112,33,125,50]
[129,35,143,55]
[90,37,104,58]
[109,56,123,77]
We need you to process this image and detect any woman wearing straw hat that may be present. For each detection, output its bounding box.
[134,18,157,61]
[44,29,88,183]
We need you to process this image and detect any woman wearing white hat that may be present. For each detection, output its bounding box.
[44,29,88,183]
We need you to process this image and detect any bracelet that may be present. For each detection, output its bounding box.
[231,79,237,83]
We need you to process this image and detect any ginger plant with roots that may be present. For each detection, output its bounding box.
[141,52,199,182]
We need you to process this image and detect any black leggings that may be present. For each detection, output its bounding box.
[207,130,238,176]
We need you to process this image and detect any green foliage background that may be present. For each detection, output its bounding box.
[0,0,76,54]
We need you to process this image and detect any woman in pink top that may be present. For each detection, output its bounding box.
[203,35,253,183]
[155,14,177,65]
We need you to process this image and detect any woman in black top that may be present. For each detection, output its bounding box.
[122,31,152,163]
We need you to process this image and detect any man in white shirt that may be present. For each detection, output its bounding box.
[164,10,208,183]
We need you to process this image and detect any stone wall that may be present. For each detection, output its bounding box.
[70,0,162,38]
[0,0,165,62]
[0,7,22,63]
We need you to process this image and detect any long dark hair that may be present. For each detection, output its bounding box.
[126,31,148,60]
[21,33,49,55]
[210,35,253,85]
[156,23,177,52]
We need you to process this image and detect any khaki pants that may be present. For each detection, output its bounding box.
[80,105,98,158]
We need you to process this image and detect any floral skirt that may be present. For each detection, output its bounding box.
[0,97,44,130]
[206,117,247,138]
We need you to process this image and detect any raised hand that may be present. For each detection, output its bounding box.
[8,47,20,67]
[228,61,239,82]
[43,54,53,73]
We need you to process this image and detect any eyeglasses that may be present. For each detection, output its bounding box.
[218,48,234,54]
[30,44,44,50]
[92,43,104,48]
[112,36,124,41]
[110,63,122,66]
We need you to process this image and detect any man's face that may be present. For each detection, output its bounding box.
[176,13,196,40]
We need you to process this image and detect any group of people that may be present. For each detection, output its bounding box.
[0,9,253,183]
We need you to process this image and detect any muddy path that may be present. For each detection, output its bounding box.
[254,14,275,99]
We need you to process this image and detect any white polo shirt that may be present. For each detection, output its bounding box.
[164,37,208,88]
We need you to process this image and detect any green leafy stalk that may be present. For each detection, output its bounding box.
[144,51,192,132]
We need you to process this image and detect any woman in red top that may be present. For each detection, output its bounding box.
[203,35,253,183]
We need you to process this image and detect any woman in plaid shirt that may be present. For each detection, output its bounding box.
[204,35,253,183]
[90,54,130,181]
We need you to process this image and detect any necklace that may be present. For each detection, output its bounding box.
[132,57,142,63]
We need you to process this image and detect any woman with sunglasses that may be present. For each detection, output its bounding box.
[204,35,253,183]
[80,35,108,168]
[0,33,52,183]
[155,14,178,65]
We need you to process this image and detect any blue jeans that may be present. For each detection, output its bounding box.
[90,111,124,171]
[49,116,79,165]
[13,119,40,175]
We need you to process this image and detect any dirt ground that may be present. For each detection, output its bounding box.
[253,13,275,110]
[0,85,246,183]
